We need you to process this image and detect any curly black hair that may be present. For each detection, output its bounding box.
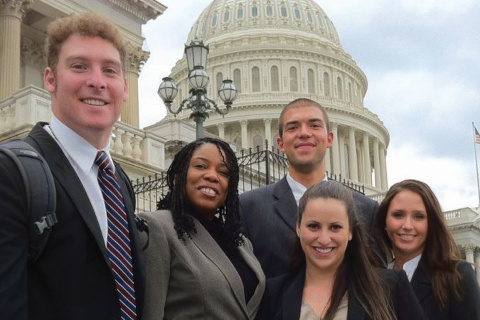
[158,137,243,247]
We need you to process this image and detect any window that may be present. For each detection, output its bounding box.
[234,69,242,93]
[290,67,298,92]
[252,67,260,92]
[323,72,330,97]
[348,82,352,102]
[280,6,288,17]
[216,72,223,90]
[224,10,230,22]
[307,12,313,23]
[271,66,280,91]
[212,13,218,27]
[266,5,273,16]
[252,6,258,17]
[308,69,315,94]
[253,135,263,151]
[237,8,244,19]
[337,77,343,99]
[294,8,301,20]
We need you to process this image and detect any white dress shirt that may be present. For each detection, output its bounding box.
[388,254,422,281]
[45,115,113,244]
[286,172,328,205]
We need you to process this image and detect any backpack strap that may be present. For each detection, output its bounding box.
[0,140,57,263]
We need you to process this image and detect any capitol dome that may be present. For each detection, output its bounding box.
[160,0,390,193]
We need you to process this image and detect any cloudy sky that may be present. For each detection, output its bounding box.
[138,0,480,211]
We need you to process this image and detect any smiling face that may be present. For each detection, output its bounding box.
[385,190,428,263]
[44,34,128,148]
[297,197,352,274]
[277,105,333,176]
[186,143,230,220]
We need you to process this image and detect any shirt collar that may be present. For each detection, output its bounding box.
[388,254,422,281]
[286,172,328,205]
[49,115,112,173]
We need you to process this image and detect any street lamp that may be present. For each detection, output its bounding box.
[158,38,238,139]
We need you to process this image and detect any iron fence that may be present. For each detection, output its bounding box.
[132,140,365,212]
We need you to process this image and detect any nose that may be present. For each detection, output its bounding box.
[298,124,312,138]
[86,68,106,90]
[203,169,219,182]
[402,217,413,230]
[317,230,331,245]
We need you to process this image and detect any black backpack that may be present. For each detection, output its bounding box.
[0,140,57,264]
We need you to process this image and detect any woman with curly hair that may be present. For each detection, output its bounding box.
[374,179,480,320]
[139,137,265,319]
[256,180,424,320]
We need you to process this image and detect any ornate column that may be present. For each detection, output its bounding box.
[373,138,381,188]
[0,0,32,100]
[464,244,476,269]
[475,249,480,282]
[362,133,372,186]
[339,134,346,178]
[240,120,248,150]
[348,127,358,181]
[217,123,225,140]
[263,118,272,146]
[325,148,331,174]
[122,43,149,127]
[331,123,340,175]
[380,143,388,190]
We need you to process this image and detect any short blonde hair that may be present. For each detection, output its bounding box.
[45,12,126,72]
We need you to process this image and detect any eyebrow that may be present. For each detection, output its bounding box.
[65,56,122,67]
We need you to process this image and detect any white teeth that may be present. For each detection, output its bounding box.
[200,187,216,195]
[314,247,332,253]
[83,99,106,106]
[399,234,415,240]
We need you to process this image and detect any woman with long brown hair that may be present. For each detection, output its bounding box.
[374,179,480,320]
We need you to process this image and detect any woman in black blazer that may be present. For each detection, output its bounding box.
[374,179,480,320]
[256,181,425,320]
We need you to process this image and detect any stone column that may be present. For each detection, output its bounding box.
[348,127,358,181]
[0,0,32,100]
[217,123,225,140]
[339,134,346,178]
[325,148,331,175]
[263,118,272,146]
[380,143,388,190]
[122,43,149,127]
[373,138,381,188]
[331,123,340,175]
[240,120,248,150]
[362,133,372,186]
[464,244,476,269]
[475,249,480,283]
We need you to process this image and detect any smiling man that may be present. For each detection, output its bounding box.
[0,13,145,320]
[240,98,381,278]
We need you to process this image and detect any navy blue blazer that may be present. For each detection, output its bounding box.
[239,177,381,278]
[411,260,480,320]
[255,267,426,320]
[0,123,145,320]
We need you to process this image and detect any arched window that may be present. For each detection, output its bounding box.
[271,66,280,91]
[253,134,263,151]
[280,6,288,17]
[307,11,313,23]
[252,67,260,92]
[290,66,298,92]
[212,13,218,27]
[252,6,258,17]
[216,72,223,90]
[294,8,301,20]
[323,72,330,97]
[266,5,273,16]
[237,7,244,20]
[337,77,343,99]
[224,10,230,23]
[317,13,324,27]
[234,68,241,93]
[308,69,315,94]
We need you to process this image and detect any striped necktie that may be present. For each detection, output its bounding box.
[95,151,137,320]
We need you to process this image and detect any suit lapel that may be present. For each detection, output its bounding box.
[347,290,368,320]
[190,217,249,319]
[282,269,304,319]
[239,240,266,318]
[410,263,432,304]
[29,124,108,262]
[272,177,298,233]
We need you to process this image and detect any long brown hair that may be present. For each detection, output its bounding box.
[297,181,395,320]
[374,179,462,308]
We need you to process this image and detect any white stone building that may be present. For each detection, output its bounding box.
[0,0,479,280]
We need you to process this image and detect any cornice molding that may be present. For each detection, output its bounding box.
[100,0,166,22]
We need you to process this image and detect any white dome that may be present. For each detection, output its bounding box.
[188,0,342,49]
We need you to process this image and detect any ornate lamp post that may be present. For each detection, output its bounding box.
[158,39,238,139]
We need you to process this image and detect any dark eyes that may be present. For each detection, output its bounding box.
[391,211,426,220]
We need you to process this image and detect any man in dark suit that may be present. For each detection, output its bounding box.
[0,13,145,319]
[240,98,379,278]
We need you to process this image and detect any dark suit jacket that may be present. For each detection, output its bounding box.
[0,123,145,320]
[239,177,380,278]
[255,267,426,320]
[411,260,480,320]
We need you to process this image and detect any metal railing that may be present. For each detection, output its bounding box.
[132,140,365,212]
